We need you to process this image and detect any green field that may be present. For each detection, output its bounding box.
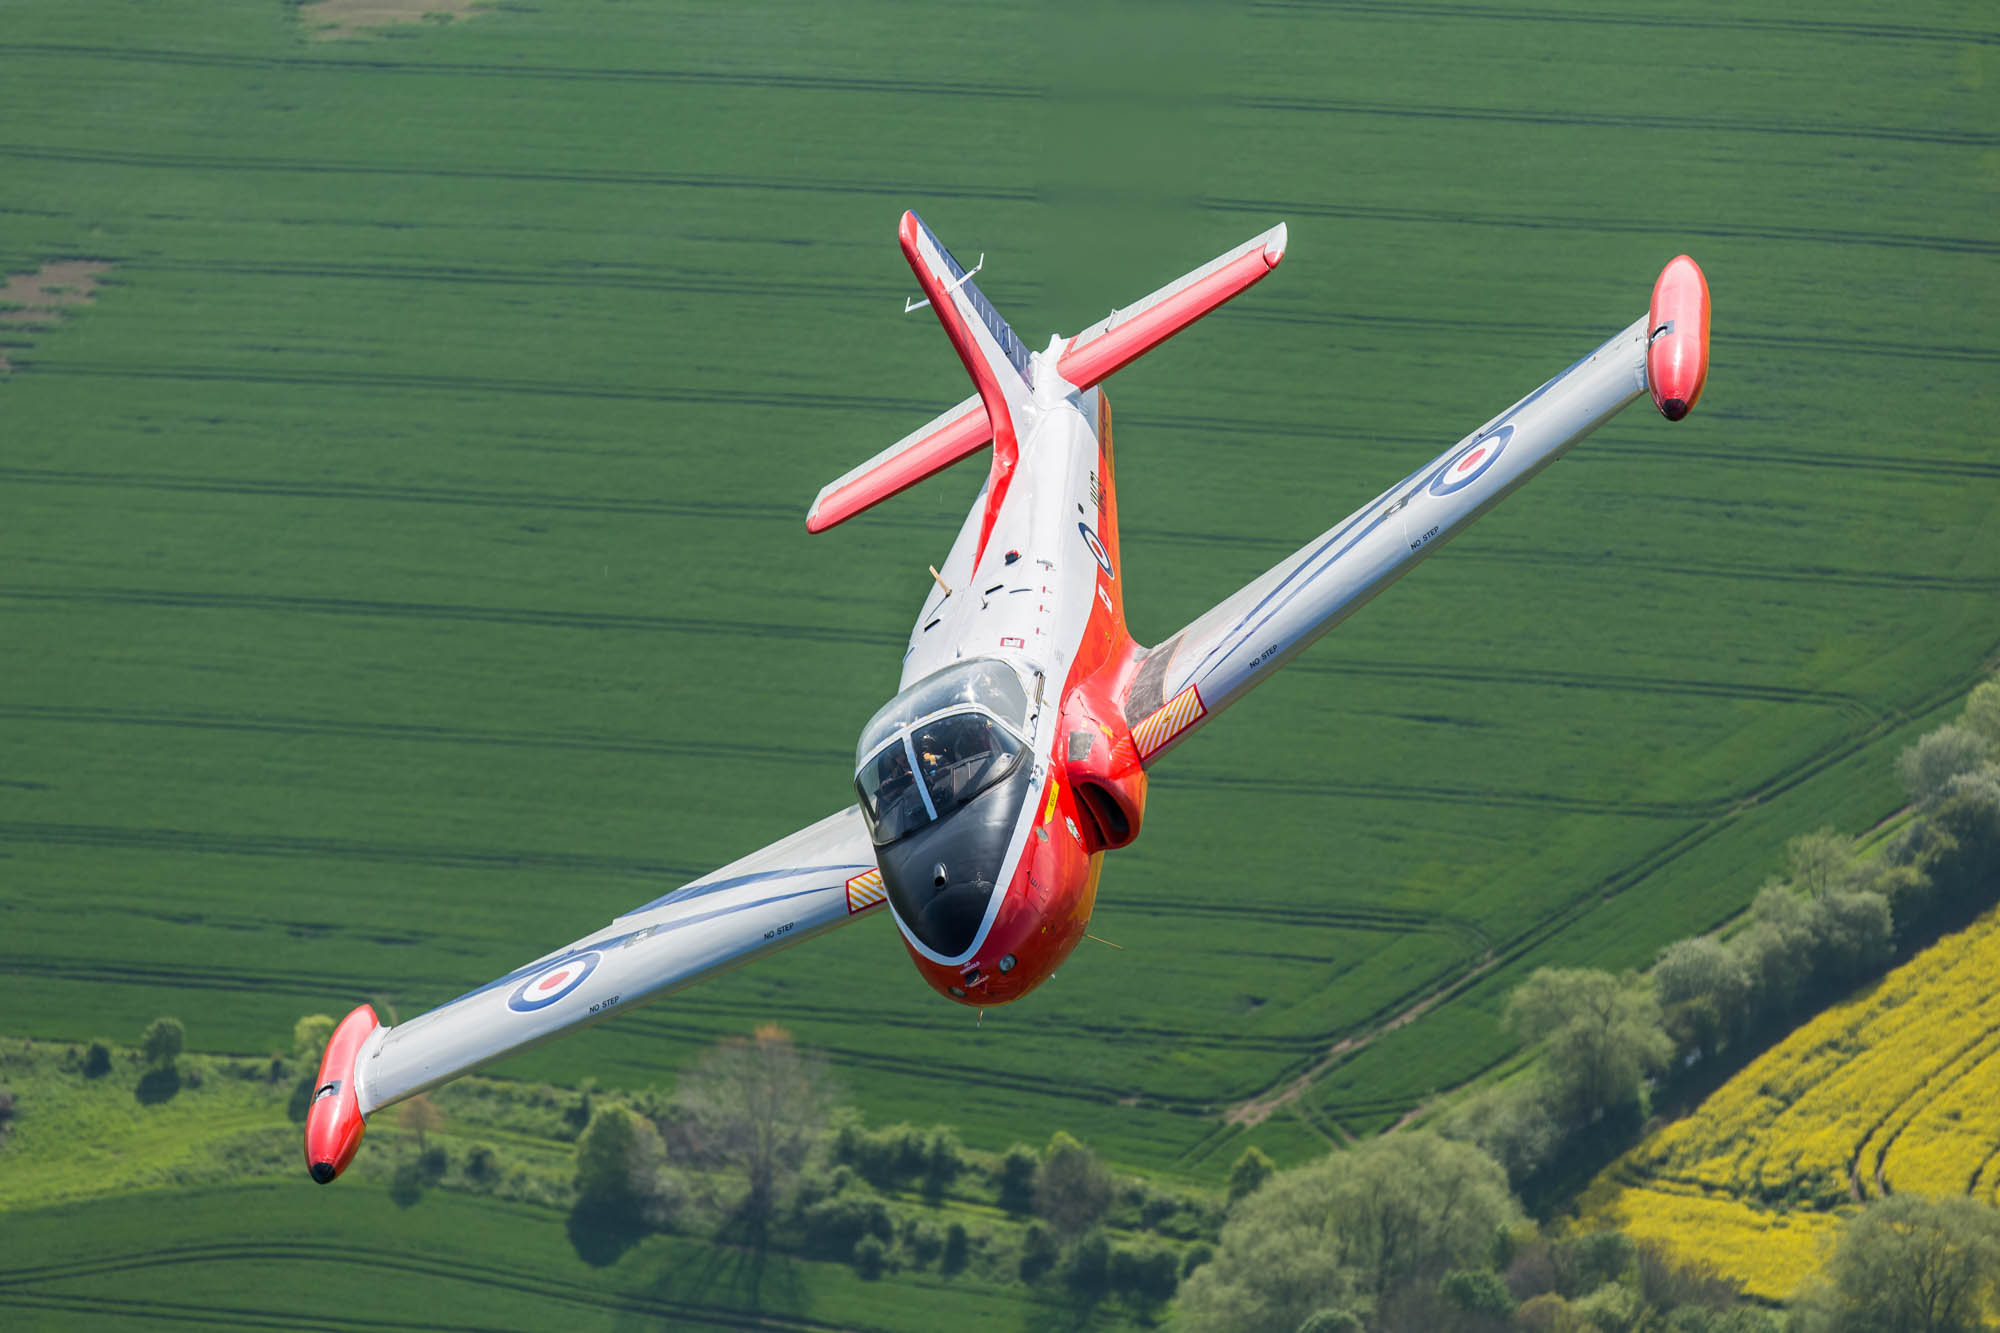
[2,0,1995,1323]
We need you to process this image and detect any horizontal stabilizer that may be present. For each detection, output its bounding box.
[806,220,1288,533]
[1057,222,1287,388]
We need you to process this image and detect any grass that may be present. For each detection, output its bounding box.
[0,1183,1106,1333]
[0,0,1993,1205]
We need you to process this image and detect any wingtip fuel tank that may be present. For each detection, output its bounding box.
[303,1003,379,1184]
[1647,255,1709,421]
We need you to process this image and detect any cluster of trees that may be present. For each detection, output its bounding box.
[1177,1131,1774,1333]
[1441,681,2000,1189]
[565,1025,1208,1310]
[1178,1133,2000,1332]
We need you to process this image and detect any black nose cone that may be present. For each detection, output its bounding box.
[310,1161,337,1184]
[1660,397,1688,422]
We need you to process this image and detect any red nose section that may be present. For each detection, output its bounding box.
[1647,255,1709,421]
[303,1004,379,1184]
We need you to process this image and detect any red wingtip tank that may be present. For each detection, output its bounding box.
[1647,254,1710,421]
[303,1004,379,1184]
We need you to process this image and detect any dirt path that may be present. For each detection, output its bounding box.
[299,0,487,41]
[1223,952,1497,1130]
[0,261,111,371]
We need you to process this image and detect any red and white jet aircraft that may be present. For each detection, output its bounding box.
[305,212,1710,1183]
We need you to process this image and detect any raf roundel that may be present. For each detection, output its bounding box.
[1077,521,1115,578]
[508,951,602,1012]
[1428,424,1513,496]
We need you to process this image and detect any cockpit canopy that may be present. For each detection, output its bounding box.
[855,660,1032,845]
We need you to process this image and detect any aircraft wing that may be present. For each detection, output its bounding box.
[1123,308,1668,765]
[304,806,882,1181]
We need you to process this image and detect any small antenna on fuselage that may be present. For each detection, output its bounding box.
[1085,933,1125,951]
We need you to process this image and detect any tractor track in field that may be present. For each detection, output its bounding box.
[0,584,905,647]
[0,703,854,768]
[0,1238,884,1333]
[1860,1022,2000,1199]
[1250,1,2000,48]
[1285,658,1876,720]
[0,472,1977,648]
[1150,771,1711,818]
[0,144,1033,203]
[1203,193,2000,257]
[0,41,1037,101]
[1230,94,1996,147]
[34,254,1994,370]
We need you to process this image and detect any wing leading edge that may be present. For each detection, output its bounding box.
[304,808,881,1182]
[1123,256,1708,763]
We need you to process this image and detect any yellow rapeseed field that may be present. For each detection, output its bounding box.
[1580,905,2000,1300]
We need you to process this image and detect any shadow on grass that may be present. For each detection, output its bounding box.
[135,1065,181,1105]
[567,1198,650,1268]
[630,1210,809,1316]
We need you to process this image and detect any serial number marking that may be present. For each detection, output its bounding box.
[762,921,795,941]
[588,994,621,1015]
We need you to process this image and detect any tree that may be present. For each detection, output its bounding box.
[1434,1079,1559,1183]
[83,1041,112,1079]
[1798,1194,2000,1333]
[1229,1146,1277,1203]
[1505,970,1672,1120]
[1034,1131,1113,1236]
[140,1017,185,1069]
[1786,827,1858,898]
[574,1104,672,1228]
[674,1024,830,1223]
[1960,679,2000,746]
[1176,1132,1521,1333]
[399,1093,442,1150]
[293,1014,335,1067]
[1653,937,1752,1056]
[997,1143,1039,1212]
[1897,726,1992,808]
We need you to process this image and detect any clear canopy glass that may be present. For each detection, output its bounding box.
[854,660,1031,843]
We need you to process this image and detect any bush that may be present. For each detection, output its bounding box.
[1065,1228,1111,1295]
[465,1144,499,1184]
[1034,1132,1112,1235]
[140,1017,185,1070]
[851,1234,887,1280]
[922,1125,964,1196]
[996,1143,1039,1213]
[801,1194,891,1259]
[1227,1146,1275,1204]
[902,1218,943,1267]
[941,1221,969,1275]
[1899,726,1993,808]
[1110,1243,1180,1305]
[83,1042,112,1079]
[1182,1241,1214,1278]
[1019,1220,1059,1282]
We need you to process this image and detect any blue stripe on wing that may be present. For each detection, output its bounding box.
[1177,339,1610,691]
[442,865,870,1008]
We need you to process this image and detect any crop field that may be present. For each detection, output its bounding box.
[1580,903,2000,1300]
[0,1183,1081,1333]
[1,0,1995,1312]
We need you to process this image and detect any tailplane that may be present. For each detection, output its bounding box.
[806,215,1286,534]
